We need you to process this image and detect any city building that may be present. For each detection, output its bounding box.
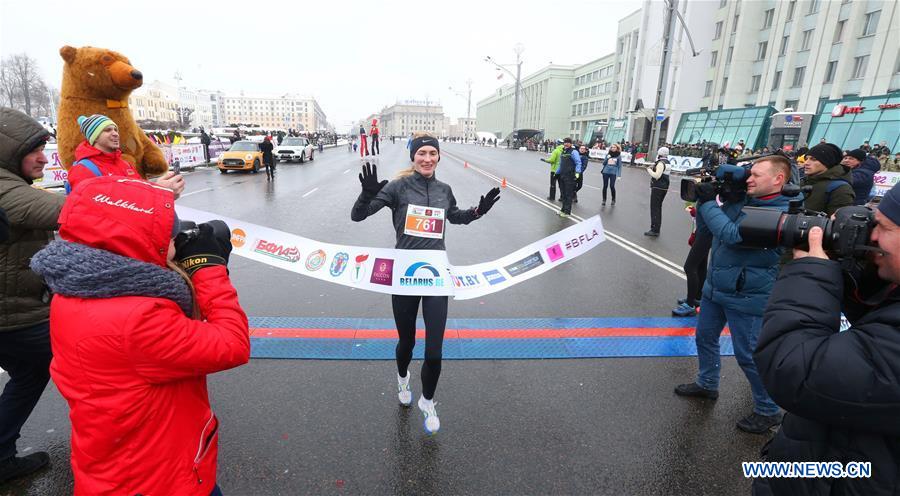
[449,117,477,141]
[674,0,899,150]
[222,93,330,132]
[569,54,616,143]
[476,64,578,141]
[378,101,445,138]
[607,1,714,146]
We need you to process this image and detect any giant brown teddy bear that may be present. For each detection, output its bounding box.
[57,45,168,177]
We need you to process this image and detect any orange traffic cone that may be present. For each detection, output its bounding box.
[501,177,507,188]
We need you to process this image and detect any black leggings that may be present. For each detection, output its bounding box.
[684,231,712,306]
[602,173,617,201]
[392,295,448,400]
[371,135,380,155]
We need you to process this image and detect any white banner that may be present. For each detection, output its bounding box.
[588,148,633,163]
[161,143,207,168]
[35,144,67,188]
[175,206,605,300]
[666,155,705,172]
[873,171,900,197]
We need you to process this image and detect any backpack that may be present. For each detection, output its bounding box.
[825,178,852,206]
[64,158,102,195]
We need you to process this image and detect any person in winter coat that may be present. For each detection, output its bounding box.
[0,107,66,483]
[200,127,212,162]
[842,148,881,205]
[541,141,564,201]
[68,114,184,197]
[556,138,582,217]
[600,143,623,206]
[351,135,500,435]
[753,182,900,496]
[800,142,855,215]
[645,147,671,236]
[370,119,380,155]
[260,135,275,180]
[675,155,792,434]
[29,176,249,496]
[573,144,590,203]
[0,208,8,243]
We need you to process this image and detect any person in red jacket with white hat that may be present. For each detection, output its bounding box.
[30,176,249,496]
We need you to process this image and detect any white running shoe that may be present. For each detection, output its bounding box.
[397,373,412,406]
[417,396,440,434]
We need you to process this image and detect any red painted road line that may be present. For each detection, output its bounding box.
[249,327,732,339]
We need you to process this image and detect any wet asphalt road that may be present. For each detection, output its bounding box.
[1,142,769,495]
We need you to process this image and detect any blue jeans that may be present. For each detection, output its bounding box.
[694,297,779,416]
[210,484,223,496]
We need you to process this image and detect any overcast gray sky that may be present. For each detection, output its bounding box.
[1,0,643,132]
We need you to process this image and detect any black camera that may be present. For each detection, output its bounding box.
[680,164,750,203]
[175,219,231,248]
[738,205,876,261]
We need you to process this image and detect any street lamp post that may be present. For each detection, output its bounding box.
[449,79,474,141]
[485,43,524,145]
[647,0,677,162]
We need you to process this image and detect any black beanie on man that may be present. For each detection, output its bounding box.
[409,135,440,162]
[807,143,843,167]
[845,149,867,162]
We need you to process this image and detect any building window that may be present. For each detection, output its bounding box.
[714,21,723,40]
[780,35,790,56]
[591,86,598,96]
[719,0,727,7]
[763,8,774,28]
[573,91,578,99]
[750,75,761,92]
[787,0,796,20]
[726,46,734,64]
[862,10,880,36]
[772,70,782,90]
[834,20,845,43]
[851,55,869,79]
[733,14,739,32]
[801,29,814,50]
[824,61,838,83]
[757,42,768,60]
[721,77,728,95]
[704,80,713,97]
[792,66,806,87]
[710,51,718,67]
[571,105,576,116]
[808,0,820,14]
[785,99,799,110]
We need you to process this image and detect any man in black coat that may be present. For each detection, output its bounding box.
[199,127,211,163]
[753,182,900,495]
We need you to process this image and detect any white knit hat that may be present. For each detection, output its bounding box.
[657,146,670,158]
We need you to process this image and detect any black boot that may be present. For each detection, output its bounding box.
[0,452,50,483]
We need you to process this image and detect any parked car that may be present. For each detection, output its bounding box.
[275,137,315,163]
[216,140,263,173]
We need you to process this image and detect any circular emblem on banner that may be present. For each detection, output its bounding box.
[231,228,247,248]
[330,252,349,277]
[306,249,327,271]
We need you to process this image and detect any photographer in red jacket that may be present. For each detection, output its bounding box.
[30,176,249,496]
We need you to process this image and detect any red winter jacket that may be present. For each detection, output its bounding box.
[68,141,141,192]
[49,177,250,495]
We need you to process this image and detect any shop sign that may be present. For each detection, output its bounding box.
[831,104,865,117]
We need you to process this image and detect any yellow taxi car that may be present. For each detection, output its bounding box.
[217,141,264,174]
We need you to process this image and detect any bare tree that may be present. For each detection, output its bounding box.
[0,53,55,119]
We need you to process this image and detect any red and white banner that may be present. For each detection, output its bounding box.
[176,205,605,300]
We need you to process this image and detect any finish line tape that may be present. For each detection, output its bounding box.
[176,206,605,300]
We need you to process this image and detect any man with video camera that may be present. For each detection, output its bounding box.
[752,183,900,495]
[675,155,792,434]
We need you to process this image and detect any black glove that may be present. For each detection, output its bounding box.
[475,187,501,217]
[695,182,718,204]
[175,222,232,276]
[359,162,387,198]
